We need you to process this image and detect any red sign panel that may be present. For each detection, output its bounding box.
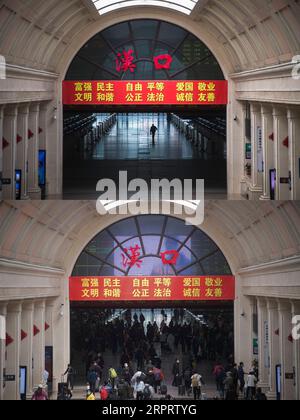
[63,80,228,106]
[69,276,235,302]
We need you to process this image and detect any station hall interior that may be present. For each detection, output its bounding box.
[0,0,300,402]
[0,1,299,201]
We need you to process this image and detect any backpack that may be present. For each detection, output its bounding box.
[155,371,162,382]
[143,385,152,399]
[192,375,200,388]
[160,384,168,395]
[109,368,118,379]
[88,371,97,383]
[100,387,109,401]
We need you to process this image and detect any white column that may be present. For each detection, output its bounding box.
[47,98,62,198]
[38,103,48,198]
[20,301,34,398]
[278,300,294,400]
[257,297,270,390]
[28,103,41,199]
[266,299,280,400]
[0,303,7,401]
[249,104,263,199]
[45,301,54,394]
[273,106,289,200]
[4,303,22,400]
[2,105,18,199]
[16,104,30,199]
[250,297,258,364]
[240,102,249,196]
[32,300,45,389]
[292,301,300,401]
[287,109,300,200]
[260,105,274,200]
[0,106,4,201]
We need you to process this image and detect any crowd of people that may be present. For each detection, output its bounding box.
[63,309,267,400]
[212,360,267,400]
[71,309,234,366]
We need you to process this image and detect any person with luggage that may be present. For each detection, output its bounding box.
[191,372,204,400]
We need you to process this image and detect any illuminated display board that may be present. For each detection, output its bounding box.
[63,80,228,106]
[69,276,235,302]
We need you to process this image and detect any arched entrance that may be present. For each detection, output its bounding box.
[62,19,228,198]
[69,215,235,398]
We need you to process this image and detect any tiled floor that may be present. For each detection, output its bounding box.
[89,114,205,161]
[63,113,227,199]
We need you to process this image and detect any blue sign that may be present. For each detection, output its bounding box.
[39,150,46,187]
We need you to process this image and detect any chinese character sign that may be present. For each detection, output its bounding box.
[69,276,235,302]
[115,51,173,73]
[63,80,228,106]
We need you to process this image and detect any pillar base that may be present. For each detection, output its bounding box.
[257,381,270,391]
[266,391,278,401]
[259,194,271,201]
[21,194,31,201]
[28,188,41,199]
[248,186,263,200]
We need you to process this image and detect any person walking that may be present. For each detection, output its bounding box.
[246,371,258,400]
[87,368,98,394]
[183,367,192,396]
[150,124,158,145]
[64,364,74,391]
[224,372,236,400]
[191,372,204,400]
[213,362,225,398]
[238,362,245,395]
[172,359,181,387]
[108,366,118,390]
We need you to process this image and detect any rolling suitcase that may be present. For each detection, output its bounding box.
[160,384,168,396]
[178,385,185,396]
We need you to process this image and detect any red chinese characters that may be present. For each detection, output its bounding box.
[122,245,143,269]
[153,54,173,70]
[116,50,136,73]
[69,276,235,302]
[63,80,228,106]
[161,250,180,265]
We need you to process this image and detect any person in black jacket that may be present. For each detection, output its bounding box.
[64,364,74,390]
[172,359,181,387]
